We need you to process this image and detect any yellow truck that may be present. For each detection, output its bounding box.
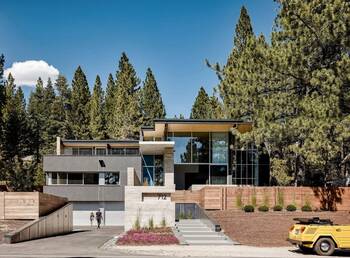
[288,217,350,256]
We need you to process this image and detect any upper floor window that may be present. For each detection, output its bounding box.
[105,172,120,185]
[72,148,93,156]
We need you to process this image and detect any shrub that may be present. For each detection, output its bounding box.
[258,205,269,212]
[133,216,141,230]
[148,217,154,229]
[178,212,185,220]
[236,190,243,208]
[273,205,283,211]
[301,204,312,212]
[186,210,193,219]
[243,205,254,212]
[251,190,257,207]
[286,204,297,212]
[161,217,167,227]
[277,188,284,207]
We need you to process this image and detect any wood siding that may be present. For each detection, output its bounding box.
[0,192,67,220]
[171,186,350,211]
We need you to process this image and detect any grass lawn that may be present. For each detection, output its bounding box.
[207,210,350,247]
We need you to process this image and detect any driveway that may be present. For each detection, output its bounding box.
[0,226,129,257]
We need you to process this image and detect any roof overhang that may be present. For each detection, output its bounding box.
[139,141,175,155]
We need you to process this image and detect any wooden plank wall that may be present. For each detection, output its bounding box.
[5,203,73,244]
[0,192,67,220]
[171,186,350,211]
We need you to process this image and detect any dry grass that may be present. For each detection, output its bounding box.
[207,210,350,247]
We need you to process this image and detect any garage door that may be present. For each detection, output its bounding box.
[72,201,124,226]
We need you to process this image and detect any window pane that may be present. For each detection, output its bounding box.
[210,165,227,184]
[96,148,106,155]
[192,132,209,163]
[142,167,154,186]
[84,173,99,184]
[211,133,228,163]
[72,148,79,155]
[57,173,67,184]
[68,173,83,184]
[125,148,139,155]
[154,167,164,186]
[110,148,124,155]
[52,172,57,184]
[142,155,154,166]
[154,155,163,167]
[169,132,191,163]
[105,172,120,185]
[79,148,92,156]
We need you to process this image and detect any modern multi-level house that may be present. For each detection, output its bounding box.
[43,119,269,227]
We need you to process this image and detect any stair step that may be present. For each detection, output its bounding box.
[186,239,232,245]
[183,236,228,240]
[180,231,221,236]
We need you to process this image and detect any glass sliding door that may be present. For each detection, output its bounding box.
[192,132,209,163]
[210,165,227,184]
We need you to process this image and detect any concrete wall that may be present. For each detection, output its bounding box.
[5,203,73,244]
[44,185,125,202]
[43,155,141,178]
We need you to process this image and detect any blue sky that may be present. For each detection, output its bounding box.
[0,0,278,117]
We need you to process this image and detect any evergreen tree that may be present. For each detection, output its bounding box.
[0,54,5,136]
[4,156,35,191]
[141,68,166,125]
[105,73,116,136]
[71,66,91,139]
[219,6,255,118]
[42,78,56,154]
[27,78,46,163]
[111,53,142,139]
[54,75,73,138]
[2,74,29,160]
[190,87,212,119]
[89,75,106,139]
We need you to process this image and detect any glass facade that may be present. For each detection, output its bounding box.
[232,144,259,185]
[211,133,228,164]
[142,155,164,186]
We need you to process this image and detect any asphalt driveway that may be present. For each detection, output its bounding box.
[0,226,127,257]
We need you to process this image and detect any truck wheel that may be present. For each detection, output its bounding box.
[314,238,335,256]
[298,245,312,253]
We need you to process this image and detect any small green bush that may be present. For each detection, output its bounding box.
[178,212,186,220]
[133,216,141,230]
[236,190,243,208]
[161,217,167,227]
[186,211,193,219]
[243,205,255,212]
[258,205,269,212]
[286,204,297,212]
[273,205,283,211]
[301,204,312,212]
[148,217,154,229]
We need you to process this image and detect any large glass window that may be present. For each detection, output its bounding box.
[210,165,227,184]
[68,173,83,184]
[105,172,120,185]
[57,172,67,184]
[84,173,99,184]
[142,155,164,186]
[192,132,209,163]
[169,133,191,163]
[96,148,106,155]
[211,133,228,163]
[232,145,259,185]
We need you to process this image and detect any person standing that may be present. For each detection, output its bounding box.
[95,209,103,229]
[89,212,95,226]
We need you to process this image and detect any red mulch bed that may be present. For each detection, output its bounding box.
[207,210,350,247]
[0,220,31,243]
[116,227,179,245]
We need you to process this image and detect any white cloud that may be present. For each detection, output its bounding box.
[4,60,59,87]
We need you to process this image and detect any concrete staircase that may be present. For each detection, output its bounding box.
[175,219,235,245]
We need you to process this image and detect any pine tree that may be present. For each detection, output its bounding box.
[55,75,73,138]
[141,68,166,126]
[110,53,142,139]
[27,78,46,163]
[0,54,5,132]
[42,78,56,154]
[71,66,91,139]
[5,156,35,191]
[219,6,255,118]
[89,75,106,139]
[105,73,116,136]
[190,87,212,119]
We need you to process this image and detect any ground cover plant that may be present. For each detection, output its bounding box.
[116,227,179,245]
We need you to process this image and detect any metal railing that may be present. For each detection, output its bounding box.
[175,203,221,232]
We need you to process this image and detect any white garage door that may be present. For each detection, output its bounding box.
[73,202,124,226]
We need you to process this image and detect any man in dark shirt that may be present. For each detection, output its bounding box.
[96,209,103,229]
